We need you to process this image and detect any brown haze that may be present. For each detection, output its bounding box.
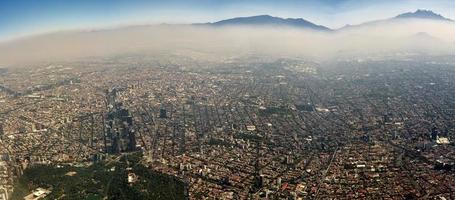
[1,19,455,67]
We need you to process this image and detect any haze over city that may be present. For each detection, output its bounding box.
[1,1,455,200]
[2,1,455,66]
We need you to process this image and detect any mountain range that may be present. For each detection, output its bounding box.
[205,15,331,31]
[395,9,452,21]
[201,9,453,31]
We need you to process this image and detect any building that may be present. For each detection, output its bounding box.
[105,102,136,154]
[0,122,3,136]
[159,107,167,118]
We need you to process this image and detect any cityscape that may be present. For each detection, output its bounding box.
[1,55,455,199]
[1,0,455,200]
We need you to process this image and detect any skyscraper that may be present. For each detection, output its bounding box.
[0,122,4,136]
[160,107,167,118]
[431,127,438,141]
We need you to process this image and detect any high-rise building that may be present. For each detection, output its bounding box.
[111,132,120,154]
[160,107,167,118]
[105,109,136,154]
[104,87,137,154]
[127,129,136,151]
[431,127,438,141]
[0,122,3,136]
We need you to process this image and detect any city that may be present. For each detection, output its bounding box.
[2,0,455,199]
[0,55,454,199]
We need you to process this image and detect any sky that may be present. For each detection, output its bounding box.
[2,0,455,41]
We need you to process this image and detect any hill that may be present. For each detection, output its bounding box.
[204,15,331,31]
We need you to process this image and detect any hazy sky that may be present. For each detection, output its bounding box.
[2,0,455,41]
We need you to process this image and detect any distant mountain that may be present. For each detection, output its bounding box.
[339,10,453,31]
[203,15,332,31]
[395,9,452,21]
[202,10,452,32]
[406,32,444,46]
[411,32,440,40]
[400,32,449,53]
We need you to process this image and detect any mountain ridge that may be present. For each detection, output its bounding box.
[200,15,332,31]
[339,9,453,30]
[201,9,453,31]
[395,9,452,21]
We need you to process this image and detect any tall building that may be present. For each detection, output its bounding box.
[431,127,438,141]
[127,129,137,151]
[111,133,120,154]
[0,122,3,136]
[103,87,137,154]
[160,107,167,118]
[105,107,136,154]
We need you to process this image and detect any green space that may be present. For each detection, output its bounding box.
[11,153,185,200]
